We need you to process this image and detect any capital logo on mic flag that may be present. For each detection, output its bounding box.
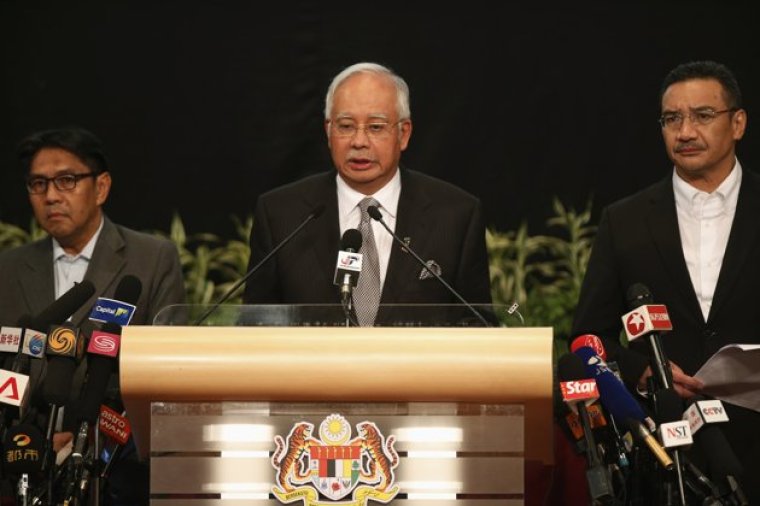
[88,330,121,357]
[271,413,399,505]
[89,297,136,326]
[622,304,673,341]
[0,370,29,407]
[0,326,22,353]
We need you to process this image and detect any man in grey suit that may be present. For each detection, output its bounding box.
[0,126,184,504]
[243,62,492,324]
[572,61,759,504]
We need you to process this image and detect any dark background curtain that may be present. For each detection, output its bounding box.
[2,2,758,239]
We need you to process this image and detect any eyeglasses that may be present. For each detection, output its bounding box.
[329,119,403,139]
[658,108,737,130]
[26,172,98,194]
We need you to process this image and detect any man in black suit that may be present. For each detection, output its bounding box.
[243,62,492,325]
[572,61,759,503]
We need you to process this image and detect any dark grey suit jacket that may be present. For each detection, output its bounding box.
[242,169,492,323]
[572,169,760,502]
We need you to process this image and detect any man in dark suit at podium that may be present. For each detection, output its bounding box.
[243,62,492,324]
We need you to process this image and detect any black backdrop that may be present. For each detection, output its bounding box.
[2,3,758,239]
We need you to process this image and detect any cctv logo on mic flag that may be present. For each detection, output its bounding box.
[88,330,121,358]
[621,304,673,341]
[89,297,136,326]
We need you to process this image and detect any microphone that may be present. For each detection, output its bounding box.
[621,283,673,391]
[2,423,46,477]
[571,334,608,362]
[66,276,142,502]
[28,281,97,332]
[193,204,325,325]
[574,345,674,471]
[557,353,615,503]
[684,395,747,505]
[366,205,492,327]
[333,229,363,305]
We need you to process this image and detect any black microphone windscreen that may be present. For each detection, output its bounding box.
[626,282,653,309]
[367,205,382,221]
[29,280,96,330]
[557,353,590,382]
[113,274,142,306]
[79,355,113,423]
[43,358,77,406]
[3,424,45,475]
[687,395,744,480]
[340,229,362,252]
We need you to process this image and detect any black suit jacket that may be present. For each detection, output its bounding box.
[572,168,760,502]
[242,169,492,324]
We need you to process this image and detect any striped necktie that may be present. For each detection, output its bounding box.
[353,198,381,326]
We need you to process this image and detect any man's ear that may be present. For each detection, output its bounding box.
[95,171,112,206]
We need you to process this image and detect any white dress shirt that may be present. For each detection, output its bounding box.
[52,217,104,299]
[673,160,741,321]
[336,170,401,289]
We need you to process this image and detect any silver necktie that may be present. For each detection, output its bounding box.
[353,198,381,326]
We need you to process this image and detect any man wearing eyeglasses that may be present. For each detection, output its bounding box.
[572,61,759,504]
[0,126,184,505]
[243,62,492,324]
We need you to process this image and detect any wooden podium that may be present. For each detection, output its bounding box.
[121,317,553,505]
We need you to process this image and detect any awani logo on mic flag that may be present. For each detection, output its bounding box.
[88,330,120,357]
[46,324,83,359]
[88,297,136,326]
[0,326,22,353]
[22,328,47,358]
[99,405,131,445]
[622,304,673,341]
[271,413,399,505]
[0,370,29,407]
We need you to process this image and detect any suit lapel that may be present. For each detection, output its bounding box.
[709,170,760,321]
[20,238,56,316]
[646,179,703,317]
[381,171,433,303]
[75,218,126,325]
[304,174,341,298]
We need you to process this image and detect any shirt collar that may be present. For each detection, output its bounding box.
[336,169,401,219]
[672,159,742,216]
[52,217,105,261]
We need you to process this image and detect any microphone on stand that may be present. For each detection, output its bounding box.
[193,204,325,325]
[557,353,616,504]
[366,205,492,327]
[333,229,363,326]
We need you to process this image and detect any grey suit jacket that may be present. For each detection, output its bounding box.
[0,215,185,417]
[242,169,492,323]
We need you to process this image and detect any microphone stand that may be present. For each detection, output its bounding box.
[366,206,492,328]
[193,205,324,325]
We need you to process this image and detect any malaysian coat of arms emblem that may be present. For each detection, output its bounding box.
[271,414,400,505]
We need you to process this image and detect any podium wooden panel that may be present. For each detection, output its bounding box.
[120,326,553,504]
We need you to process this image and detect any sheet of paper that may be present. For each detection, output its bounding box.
[694,344,760,412]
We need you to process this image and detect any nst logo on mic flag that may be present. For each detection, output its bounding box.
[622,304,673,341]
[89,297,136,326]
